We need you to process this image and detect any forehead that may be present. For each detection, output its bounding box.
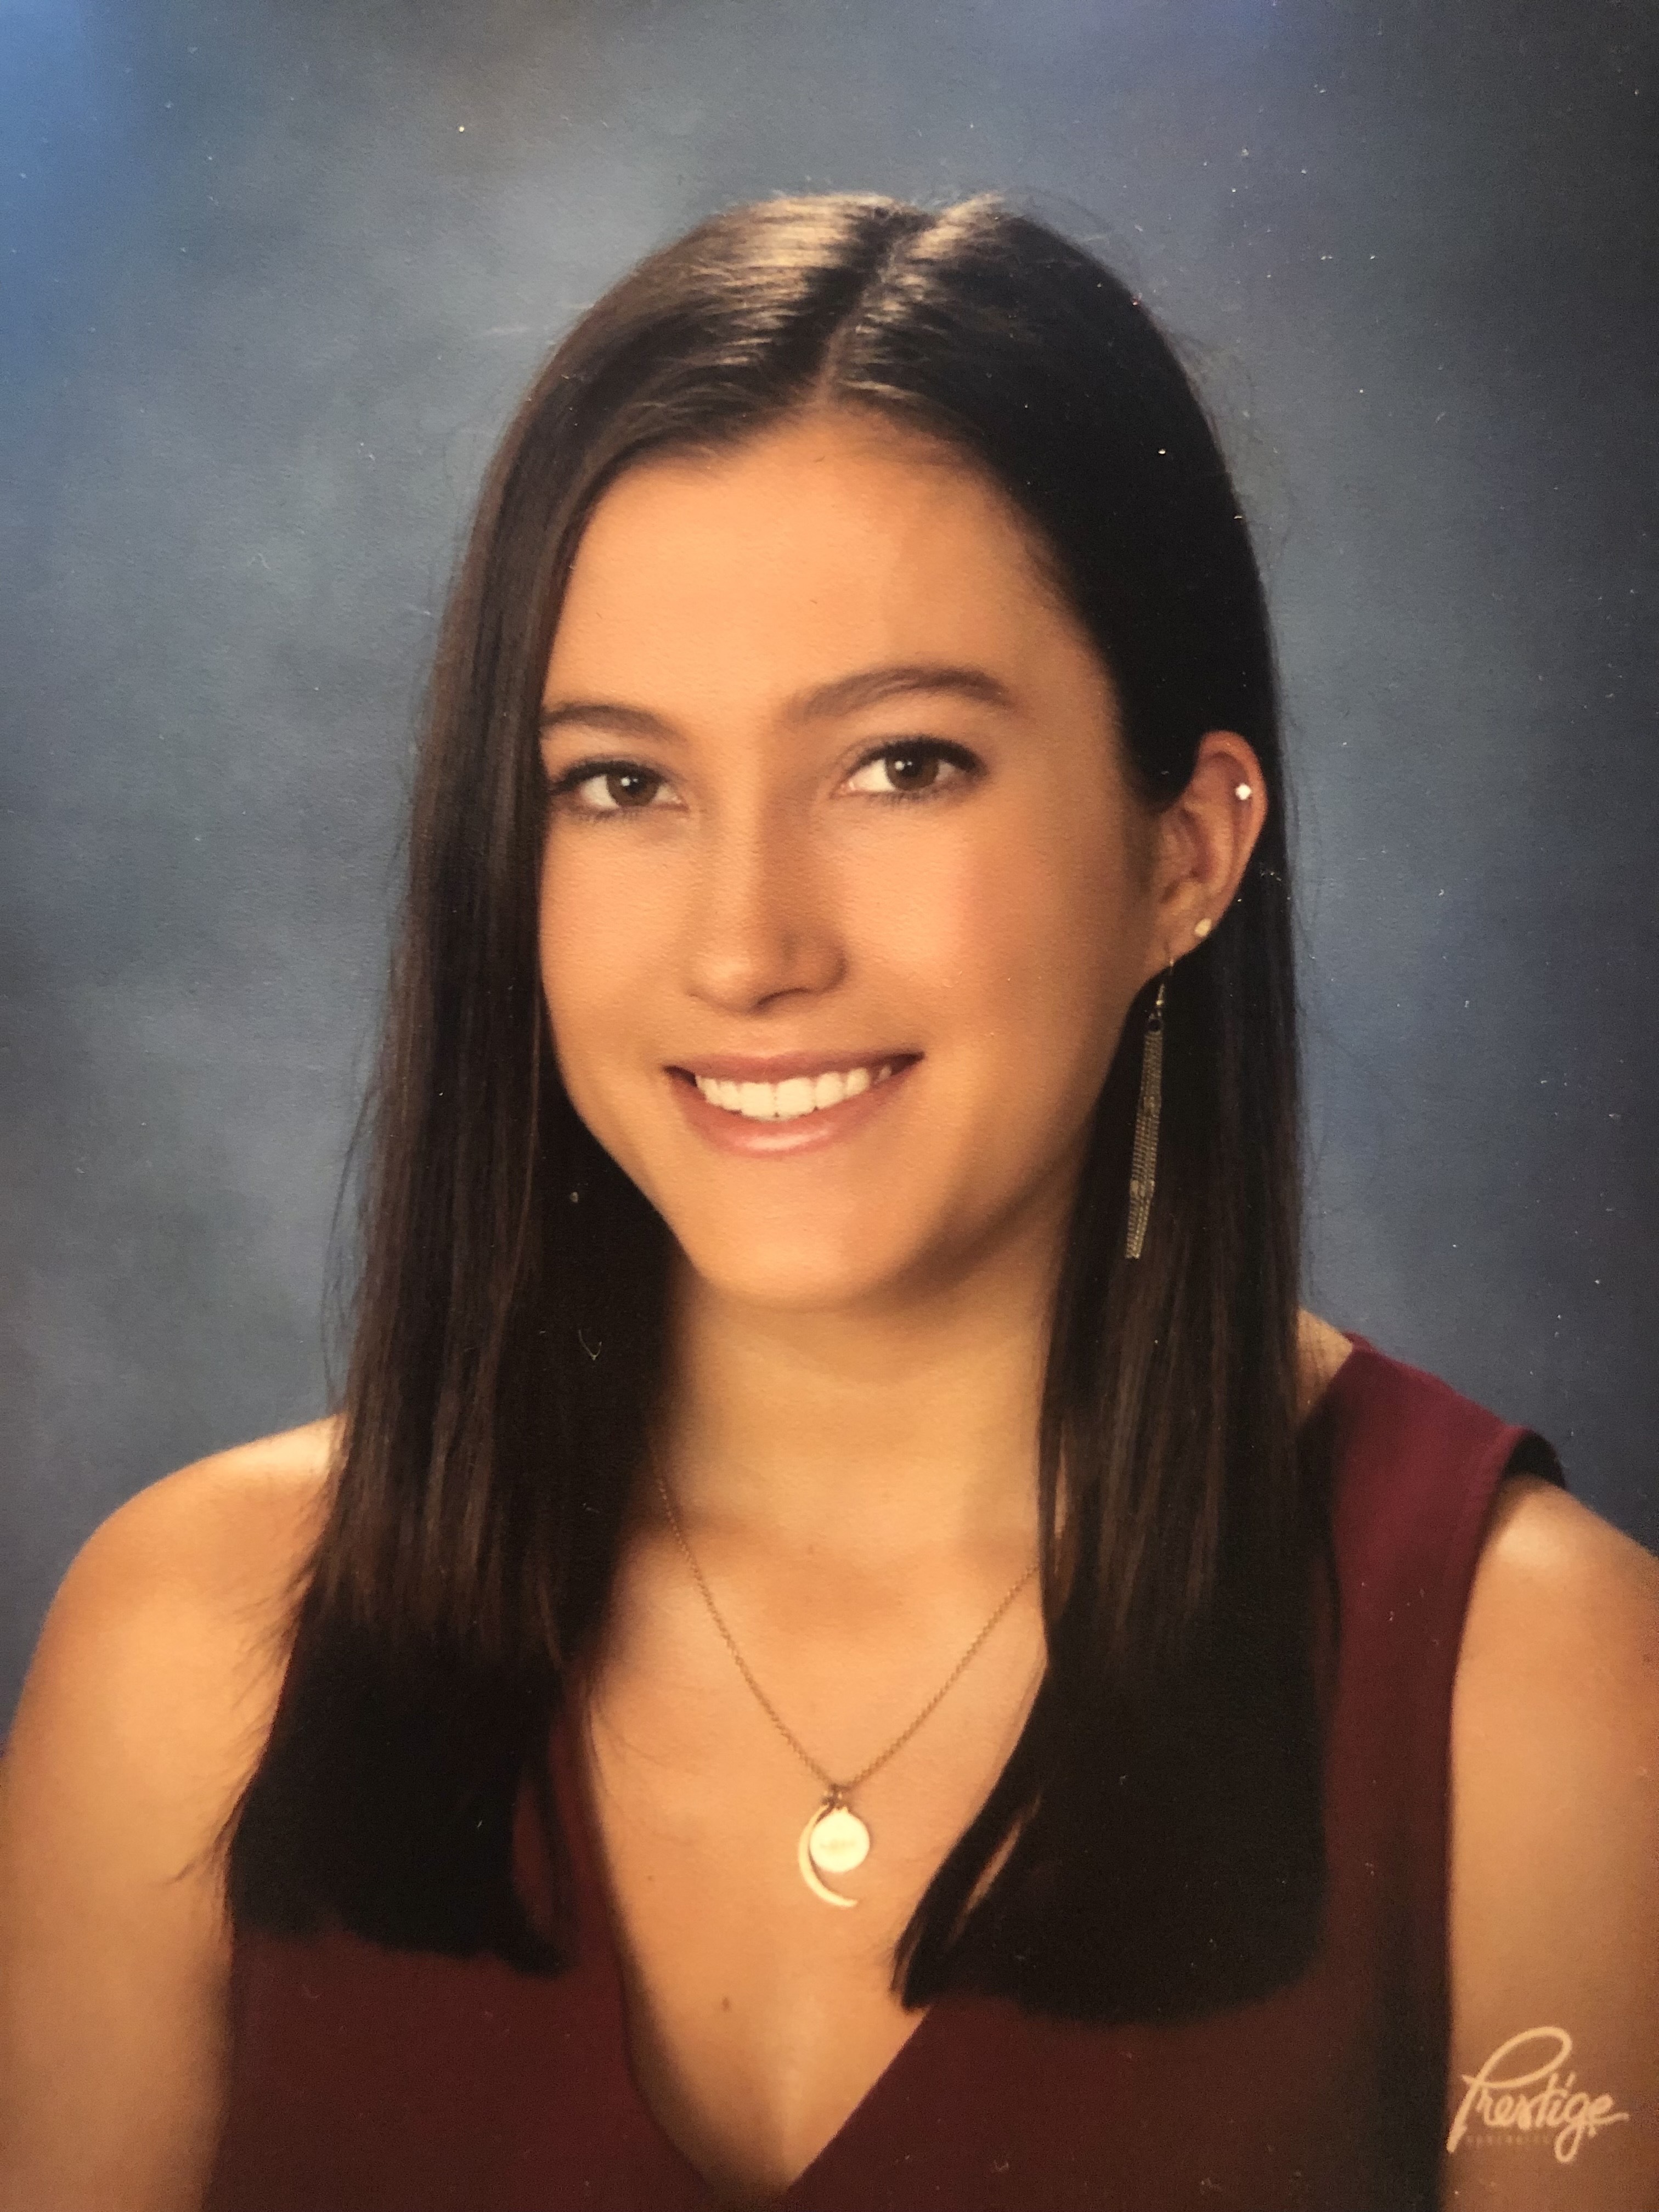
[544,409,1103,712]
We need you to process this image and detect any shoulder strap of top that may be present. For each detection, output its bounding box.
[1321,1333,1566,2098]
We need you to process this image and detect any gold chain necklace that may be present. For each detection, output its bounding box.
[652,1464,1038,1909]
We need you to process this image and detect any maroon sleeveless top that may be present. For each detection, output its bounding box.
[204,1334,1564,2210]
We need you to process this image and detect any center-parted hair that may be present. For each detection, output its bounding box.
[228,193,1336,2023]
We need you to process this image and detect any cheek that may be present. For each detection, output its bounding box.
[859,808,1136,1077]
[536,842,667,1092]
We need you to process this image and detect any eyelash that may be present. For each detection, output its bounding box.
[544,739,984,819]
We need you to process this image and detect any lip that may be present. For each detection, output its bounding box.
[666,1054,921,1155]
[666,1049,922,1084]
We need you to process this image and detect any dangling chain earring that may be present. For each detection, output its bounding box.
[1124,775,1249,1255]
[1125,962,1172,1260]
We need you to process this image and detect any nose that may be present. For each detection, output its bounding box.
[681,799,845,1014]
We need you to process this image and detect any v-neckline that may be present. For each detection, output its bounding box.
[548,1692,954,2207]
[545,1329,1375,2205]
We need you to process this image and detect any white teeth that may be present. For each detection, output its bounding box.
[692,1061,902,1121]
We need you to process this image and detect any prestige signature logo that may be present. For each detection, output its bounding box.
[1446,2026,1630,2165]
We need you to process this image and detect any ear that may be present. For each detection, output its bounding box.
[1146,731,1268,979]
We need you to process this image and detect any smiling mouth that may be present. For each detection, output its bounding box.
[670,1058,915,1123]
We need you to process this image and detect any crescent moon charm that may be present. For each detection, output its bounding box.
[797,1798,871,1908]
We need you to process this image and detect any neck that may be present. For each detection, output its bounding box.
[651,1226,1058,1576]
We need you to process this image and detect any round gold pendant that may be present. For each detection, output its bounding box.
[797,1798,870,1906]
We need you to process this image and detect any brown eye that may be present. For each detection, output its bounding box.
[882,750,941,793]
[844,740,981,803]
[599,769,662,809]
[549,759,673,815]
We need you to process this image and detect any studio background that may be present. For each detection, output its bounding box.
[4,0,1655,1721]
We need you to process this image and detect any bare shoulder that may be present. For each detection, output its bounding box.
[0,1419,336,2211]
[13,1417,338,1773]
[74,1414,336,1621]
[1,1414,337,1940]
[1441,1474,1659,2207]
[1459,1471,1659,1718]
[10,1410,337,1765]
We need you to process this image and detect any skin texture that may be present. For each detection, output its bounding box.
[1,409,1654,2211]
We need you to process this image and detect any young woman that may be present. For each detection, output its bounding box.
[2,193,1656,2212]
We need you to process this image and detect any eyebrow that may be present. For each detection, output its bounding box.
[538,661,1019,738]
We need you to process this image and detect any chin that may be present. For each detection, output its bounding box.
[670,1221,924,1316]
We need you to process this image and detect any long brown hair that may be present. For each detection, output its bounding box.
[229,192,1336,2023]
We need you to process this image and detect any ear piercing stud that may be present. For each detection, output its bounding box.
[1193,785,1251,941]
